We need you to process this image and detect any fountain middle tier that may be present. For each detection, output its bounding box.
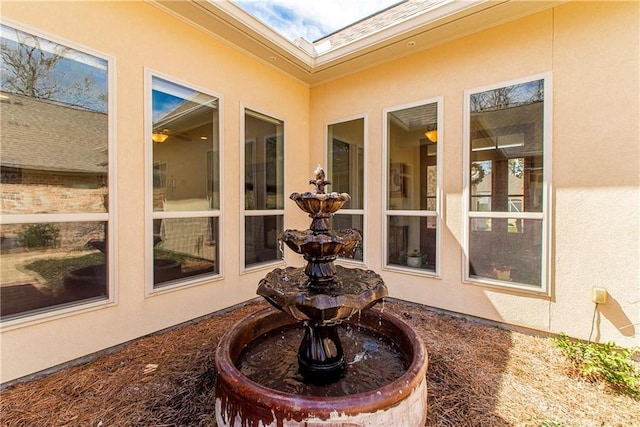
[280,228,362,286]
[257,265,387,323]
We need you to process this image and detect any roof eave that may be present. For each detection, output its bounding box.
[148,0,569,86]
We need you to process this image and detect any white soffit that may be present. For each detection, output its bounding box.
[149,0,567,86]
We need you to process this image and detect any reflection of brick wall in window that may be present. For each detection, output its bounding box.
[0,183,107,214]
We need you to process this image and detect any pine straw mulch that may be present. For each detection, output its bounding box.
[1,298,638,427]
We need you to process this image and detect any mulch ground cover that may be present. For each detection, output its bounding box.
[1,298,638,426]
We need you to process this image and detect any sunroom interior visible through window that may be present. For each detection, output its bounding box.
[466,77,547,289]
[385,100,441,274]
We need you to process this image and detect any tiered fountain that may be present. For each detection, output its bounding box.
[215,166,428,426]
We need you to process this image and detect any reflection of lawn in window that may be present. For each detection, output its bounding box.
[24,253,104,294]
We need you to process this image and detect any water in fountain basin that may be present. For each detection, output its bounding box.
[235,321,408,397]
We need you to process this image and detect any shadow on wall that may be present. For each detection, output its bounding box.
[592,293,636,342]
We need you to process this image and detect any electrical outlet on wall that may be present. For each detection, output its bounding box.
[592,287,608,304]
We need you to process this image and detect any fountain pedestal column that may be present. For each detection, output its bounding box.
[298,322,345,382]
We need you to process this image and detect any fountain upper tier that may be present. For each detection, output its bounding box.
[290,191,350,232]
[289,165,351,232]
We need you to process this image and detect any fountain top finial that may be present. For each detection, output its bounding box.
[310,164,331,194]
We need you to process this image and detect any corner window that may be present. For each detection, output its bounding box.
[464,75,550,291]
[147,73,221,290]
[0,23,113,321]
[242,108,284,269]
[384,99,442,274]
[327,117,365,262]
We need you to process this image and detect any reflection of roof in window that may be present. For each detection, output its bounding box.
[0,93,108,174]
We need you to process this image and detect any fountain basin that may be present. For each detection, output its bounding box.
[214,306,428,426]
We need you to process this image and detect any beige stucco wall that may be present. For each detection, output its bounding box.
[1,0,638,384]
[310,2,639,346]
[1,0,309,383]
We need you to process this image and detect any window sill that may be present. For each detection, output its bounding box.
[0,297,116,332]
[464,276,549,296]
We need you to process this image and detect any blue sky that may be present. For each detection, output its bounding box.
[233,0,401,42]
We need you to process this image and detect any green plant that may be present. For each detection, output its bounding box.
[408,249,422,257]
[17,223,60,249]
[552,333,640,399]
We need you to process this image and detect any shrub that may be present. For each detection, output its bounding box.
[552,333,640,399]
[17,223,60,249]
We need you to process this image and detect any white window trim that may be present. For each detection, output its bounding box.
[0,18,117,330]
[144,68,224,296]
[324,113,368,266]
[382,97,443,277]
[240,103,285,274]
[462,72,552,295]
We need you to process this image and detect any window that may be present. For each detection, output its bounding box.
[327,117,365,262]
[0,23,114,321]
[242,108,284,269]
[464,74,550,291]
[383,99,442,274]
[147,73,221,290]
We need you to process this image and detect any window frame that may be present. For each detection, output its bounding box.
[144,68,223,296]
[462,72,552,294]
[240,104,285,273]
[325,114,367,265]
[0,19,117,329]
[382,97,443,277]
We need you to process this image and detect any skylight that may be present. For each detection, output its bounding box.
[232,0,402,42]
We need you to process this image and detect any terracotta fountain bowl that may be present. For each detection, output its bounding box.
[214,306,428,426]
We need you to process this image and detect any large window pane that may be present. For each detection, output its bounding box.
[1,25,108,215]
[1,221,107,320]
[152,217,218,286]
[387,216,436,272]
[387,103,438,211]
[150,75,220,288]
[328,119,364,210]
[244,112,284,211]
[245,215,283,266]
[468,217,543,287]
[244,109,284,268]
[1,24,111,319]
[152,77,219,212]
[469,80,544,213]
